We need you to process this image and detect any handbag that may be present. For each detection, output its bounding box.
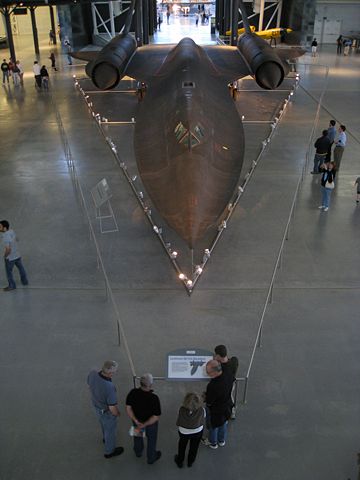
[325,181,334,189]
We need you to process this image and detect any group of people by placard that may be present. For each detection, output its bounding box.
[87,345,238,468]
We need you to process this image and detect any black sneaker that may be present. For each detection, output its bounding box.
[3,286,15,292]
[104,447,124,459]
[148,451,161,464]
[174,454,183,468]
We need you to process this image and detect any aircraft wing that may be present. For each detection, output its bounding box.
[273,46,305,60]
[125,44,251,83]
[125,44,176,81]
[71,51,100,62]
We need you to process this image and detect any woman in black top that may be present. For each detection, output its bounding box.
[319,161,336,212]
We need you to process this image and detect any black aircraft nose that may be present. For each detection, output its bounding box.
[255,61,284,90]
[92,62,119,90]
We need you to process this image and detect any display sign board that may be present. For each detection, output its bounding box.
[91,178,112,208]
[167,348,213,380]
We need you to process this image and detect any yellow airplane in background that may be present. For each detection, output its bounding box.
[225,26,292,40]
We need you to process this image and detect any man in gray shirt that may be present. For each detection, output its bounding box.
[87,360,124,459]
[0,220,28,291]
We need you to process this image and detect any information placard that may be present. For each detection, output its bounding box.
[167,348,213,380]
[91,178,112,208]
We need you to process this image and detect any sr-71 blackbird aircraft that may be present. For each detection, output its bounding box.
[73,7,303,249]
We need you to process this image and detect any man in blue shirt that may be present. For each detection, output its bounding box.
[334,125,347,170]
[0,220,28,291]
[326,120,336,161]
[87,360,124,458]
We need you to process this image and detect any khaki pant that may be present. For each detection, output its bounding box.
[333,146,345,169]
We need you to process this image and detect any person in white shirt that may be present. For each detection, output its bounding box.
[333,125,347,170]
[33,61,41,88]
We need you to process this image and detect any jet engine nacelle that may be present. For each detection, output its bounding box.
[87,33,137,90]
[237,33,289,90]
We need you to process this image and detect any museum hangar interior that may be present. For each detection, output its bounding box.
[0,0,360,479]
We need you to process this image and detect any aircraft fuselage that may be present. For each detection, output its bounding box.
[134,38,244,248]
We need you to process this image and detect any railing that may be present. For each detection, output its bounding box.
[48,84,137,380]
[241,63,329,403]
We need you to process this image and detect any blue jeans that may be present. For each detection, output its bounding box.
[321,186,332,208]
[95,408,117,455]
[5,257,28,289]
[313,154,327,173]
[209,421,228,446]
[2,70,9,83]
[134,421,158,462]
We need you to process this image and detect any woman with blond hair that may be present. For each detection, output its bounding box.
[174,392,205,468]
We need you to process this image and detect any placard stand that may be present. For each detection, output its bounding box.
[91,178,119,233]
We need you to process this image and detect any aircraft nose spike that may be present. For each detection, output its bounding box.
[255,61,284,90]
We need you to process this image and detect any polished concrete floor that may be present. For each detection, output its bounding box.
[1,23,360,480]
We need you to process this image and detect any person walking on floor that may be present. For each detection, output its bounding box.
[87,360,124,459]
[333,125,347,170]
[64,38,73,65]
[1,59,10,84]
[174,393,205,468]
[126,373,162,465]
[311,38,318,57]
[33,61,42,89]
[0,220,29,292]
[202,359,234,449]
[311,130,331,174]
[319,162,336,212]
[49,52,57,71]
[16,60,24,84]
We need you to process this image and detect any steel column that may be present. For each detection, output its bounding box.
[2,8,16,61]
[142,0,149,44]
[148,0,154,35]
[135,0,143,46]
[276,0,283,28]
[29,6,40,57]
[109,1,115,37]
[49,6,57,45]
[258,0,265,31]
[230,0,239,46]
[218,0,225,35]
[224,0,231,36]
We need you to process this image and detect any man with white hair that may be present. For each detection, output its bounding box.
[126,373,162,464]
[87,360,124,459]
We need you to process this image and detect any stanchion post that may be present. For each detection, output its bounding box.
[242,376,249,404]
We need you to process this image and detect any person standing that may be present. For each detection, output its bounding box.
[214,344,239,418]
[87,360,124,459]
[318,162,336,212]
[1,59,10,84]
[354,177,360,204]
[203,359,234,449]
[333,125,347,170]
[166,5,170,24]
[311,38,318,57]
[16,60,24,84]
[40,65,49,90]
[326,120,336,161]
[64,38,73,65]
[12,61,21,86]
[0,220,29,292]
[336,35,343,55]
[174,393,205,468]
[311,130,331,174]
[33,61,42,89]
[126,373,162,464]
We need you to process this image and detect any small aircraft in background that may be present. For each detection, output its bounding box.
[225,26,292,42]
[73,1,303,248]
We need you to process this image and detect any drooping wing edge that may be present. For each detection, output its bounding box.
[71,51,100,62]
[272,46,306,60]
[125,43,252,84]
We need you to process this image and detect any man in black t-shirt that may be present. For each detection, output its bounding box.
[1,59,9,84]
[126,373,162,464]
